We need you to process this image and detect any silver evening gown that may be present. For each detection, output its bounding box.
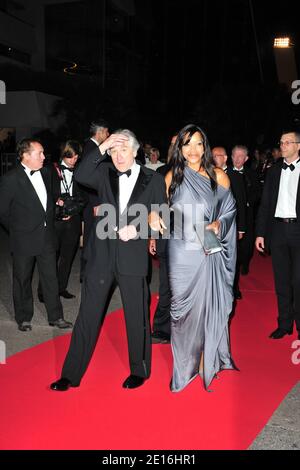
[168,166,237,391]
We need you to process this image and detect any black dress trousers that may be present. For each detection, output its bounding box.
[270,220,300,332]
[13,228,63,324]
[62,259,151,385]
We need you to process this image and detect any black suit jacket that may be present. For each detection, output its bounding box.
[81,139,101,208]
[157,163,171,178]
[74,148,167,276]
[82,139,98,155]
[256,159,300,251]
[0,164,56,255]
[226,167,247,233]
[242,166,261,213]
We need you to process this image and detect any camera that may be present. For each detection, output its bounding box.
[55,193,85,221]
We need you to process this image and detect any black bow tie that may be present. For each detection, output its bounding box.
[282,162,295,171]
[60,165,74,173]
[30,169,40,176]
[116,169,131,177]
[233,168,244,174]
[282,159,300,171]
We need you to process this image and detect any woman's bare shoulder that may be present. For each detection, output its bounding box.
[214,167,230,189]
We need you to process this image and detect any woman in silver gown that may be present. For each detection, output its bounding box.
[165,124,237,392]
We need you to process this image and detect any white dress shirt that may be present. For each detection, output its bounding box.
[119,160,140,214]
[275,159,300,218]
[233,166,244,173]
[145,161,164,171]
[60,162,74,196]
[22,164,47,211]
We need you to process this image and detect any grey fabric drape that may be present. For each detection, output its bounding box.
[168,167,237,391]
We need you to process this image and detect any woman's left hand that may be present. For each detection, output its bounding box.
[206,220,221,235]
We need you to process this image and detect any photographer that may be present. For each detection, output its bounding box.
[39,141,87,301]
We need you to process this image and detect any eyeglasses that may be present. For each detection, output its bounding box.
[279,141,300,146]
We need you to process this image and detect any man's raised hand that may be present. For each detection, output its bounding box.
[99,134,129,154]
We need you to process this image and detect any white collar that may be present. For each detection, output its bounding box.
[21,163,41,175]
[90,137,100,147]
[284,158,300,166]
[61,160,72,168]
[120,159,138,174]
[130,160,138,172]
[233,166,243,171]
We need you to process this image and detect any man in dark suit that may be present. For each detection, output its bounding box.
[148,135,177,344]
[212,146,247,299]
[231,145,261,271]
[81,120,109,240]
[50,130,167,391]
[149,164,171,344]
[80,120,110,281]
[212,147,247,236]
[256,130,300,340]
[0,139,72,331]
[149,234,171,344]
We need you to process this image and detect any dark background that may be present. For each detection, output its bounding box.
[1,0,299,158]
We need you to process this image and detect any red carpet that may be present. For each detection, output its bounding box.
[1,254,300,450]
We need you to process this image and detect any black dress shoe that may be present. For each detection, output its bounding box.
[59,290,76,299]
[151,331,170,344]
[269,328,293,339]
[240,265,249,275]
[49,318,73,328]
[18,322,32,332]
[234,290,242,300]
[122,375,145,389]
[50,377,79,391]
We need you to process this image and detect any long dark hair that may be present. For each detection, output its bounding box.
[168,124,217,199]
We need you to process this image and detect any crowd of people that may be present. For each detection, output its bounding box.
[0,119,300,393]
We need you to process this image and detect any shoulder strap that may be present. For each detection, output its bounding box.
[53,162,63,180]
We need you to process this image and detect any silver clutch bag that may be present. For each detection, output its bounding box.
[194,222,222,255]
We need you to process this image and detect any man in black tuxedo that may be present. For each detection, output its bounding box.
[212,146,247,300]
[149,234,171,344]
[256,130,300,340]
[50,130,167,391]
[80,120,110,281]
[149,135,177,344]
[228,145,261,299]
[0,139,72,331]
[212,147,247,237]
[81,119,110,243]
